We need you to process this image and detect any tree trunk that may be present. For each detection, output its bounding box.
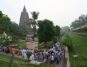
[8,51,14,67]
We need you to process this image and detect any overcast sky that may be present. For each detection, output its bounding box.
[0,0,87,27]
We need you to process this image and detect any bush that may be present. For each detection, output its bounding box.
[47,41,54,48]
[38,41,53,49]
[38,42,45,49]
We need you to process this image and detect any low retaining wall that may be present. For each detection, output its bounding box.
[64,47,70,67]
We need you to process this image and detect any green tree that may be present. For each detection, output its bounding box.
[31,11,39,39]
[9,22,22,42]
[0,12,11,34]
[0,11,4,34]
[0,11,3,18]
[37,19,61,49]
[54,25,61,40]
[37,19,55,43]
[0,11,23,40]
[71,15,87,29]
[0,11,23,67]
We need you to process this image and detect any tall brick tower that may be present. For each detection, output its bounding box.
[19,6,33,35]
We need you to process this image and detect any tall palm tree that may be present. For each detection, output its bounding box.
[31,11,39,40]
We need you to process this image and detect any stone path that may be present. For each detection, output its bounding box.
[26,41,38,51]
[55,57,65,67]
[55,62,62,67]
[56,47,70,67]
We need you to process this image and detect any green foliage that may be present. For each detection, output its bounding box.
[71,15,87,29]
[31,11,39,20]
[0,11,24,45]
[0,13,11,34]
[38,42,45,49]
[31,11,39,40]
[0,11,3,18]
[37,19,55,43]
[46,41,54,48]
[38,41,53,49]
[61,34,74,52]
[0,32,12,45]
[54,25,60,38]
[69,33,87,67]
[37,19,60,49]
[74,32,87,37]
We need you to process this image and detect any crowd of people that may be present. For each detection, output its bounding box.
[0,42,65,64]
[29,42,65,64]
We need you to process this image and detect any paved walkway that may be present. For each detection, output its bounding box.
[56,47,70,67]
[26,41,38,51]
[55,57,65,67]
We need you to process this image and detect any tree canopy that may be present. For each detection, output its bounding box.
[0,11,23,45]
[0,11,11,34]
[31,11,39,20]
[71,15,87,29]
[37,19,60,43]
[54,25,60,37]
[31,11,39,40]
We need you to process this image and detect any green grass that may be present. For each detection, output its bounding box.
[68,32,87,67]
[0,53,55,67]
[74,32,87,37]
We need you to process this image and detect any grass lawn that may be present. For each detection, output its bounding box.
[74,32,87,37]
[0,53,55,67]
[68,32,87,67]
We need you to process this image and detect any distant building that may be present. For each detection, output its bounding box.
[19,6,33,35]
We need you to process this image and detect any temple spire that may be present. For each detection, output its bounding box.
[23,5,26,12]
[19,5,33,35]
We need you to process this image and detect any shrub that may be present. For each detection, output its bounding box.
[38,42,45,49]
[38,41,53,49]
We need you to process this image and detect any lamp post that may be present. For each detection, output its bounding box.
[73,54,79,67]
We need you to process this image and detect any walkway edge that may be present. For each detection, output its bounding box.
[65,47,70,67]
